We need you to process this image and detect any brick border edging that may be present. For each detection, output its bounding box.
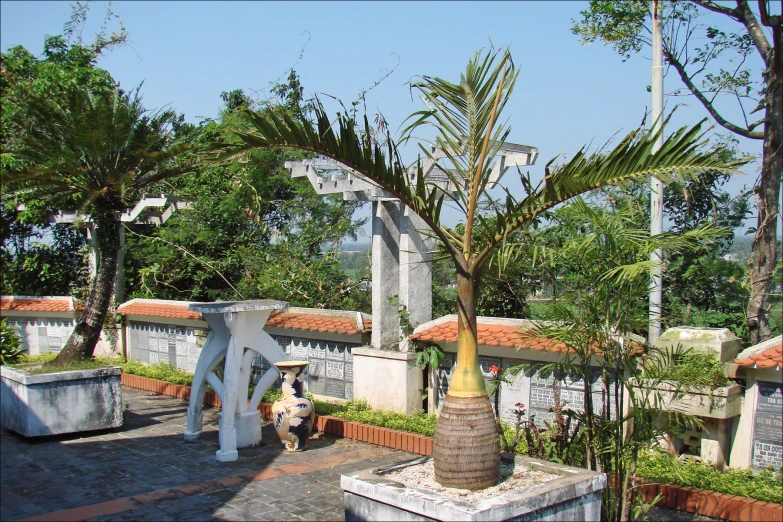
[120,373,780,521]
[632,477,781,522]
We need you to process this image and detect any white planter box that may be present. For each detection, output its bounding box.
[636,382,743,419]
[341,455,606,521]
[1,365,122,437]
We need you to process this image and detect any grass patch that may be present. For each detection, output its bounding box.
[654,351,729,388]
[13,353,113,374]
[637,449,782,504]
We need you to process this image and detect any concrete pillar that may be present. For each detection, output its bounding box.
[371,200,401,350]
[352,348,423,414]
[114,226,126,304]
[701,417,730,469]
[398,207,433,351]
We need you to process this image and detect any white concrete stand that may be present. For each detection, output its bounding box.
[183,300,289,462]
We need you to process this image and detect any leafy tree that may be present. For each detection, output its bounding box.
[217,48,746,490]
[2,85,197,366]
[572,0,782,343]
[1,3,127,298]
[125,80,366,309]
[528,195,723,521]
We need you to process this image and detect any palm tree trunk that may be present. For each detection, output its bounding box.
[433,272,500,490]
[48,211,120,367]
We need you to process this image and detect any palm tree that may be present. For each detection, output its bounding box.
[219,48,746,490]
[2,85,196,366]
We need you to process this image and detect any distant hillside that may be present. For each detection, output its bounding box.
[342,242,370,252]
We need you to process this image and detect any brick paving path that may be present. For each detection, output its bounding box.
[0,386,722,522]
[0,387,413,522]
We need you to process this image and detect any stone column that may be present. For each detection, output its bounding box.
[398,207,433,351]
[371,200,401,350]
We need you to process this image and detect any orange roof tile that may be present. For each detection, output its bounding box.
[116,301,203,321]
[0,296,73,313]
[266,312,367,336]
[735,337,782,371]
[410,321,569,352]
[115,300,371,335]
[410,320,643,355]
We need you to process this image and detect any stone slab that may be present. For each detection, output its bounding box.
[188,300,289,314]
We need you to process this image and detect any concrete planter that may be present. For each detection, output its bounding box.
[1,364,122,437]
[638,382,743,419]
[341,454,607,521]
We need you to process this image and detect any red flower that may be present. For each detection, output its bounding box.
[488,365,502,374]
[515,402,525,409]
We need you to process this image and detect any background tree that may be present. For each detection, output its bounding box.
[218,47,746,491]
[1,6,125,297]
[573,0,782,343]
[125,77,366,309]
[2,85,197,366]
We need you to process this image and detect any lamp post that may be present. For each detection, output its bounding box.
[649,0,665,345]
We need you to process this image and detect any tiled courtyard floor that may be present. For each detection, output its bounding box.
[0,386,719,522]
[0,387,414,521]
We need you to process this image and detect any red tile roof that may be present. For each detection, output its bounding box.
[0,296,73,313]
[116,301,202,321]
[410,320,641,355]
[116,300,370,335]
[266,312,369,336]
[735,336,783,371]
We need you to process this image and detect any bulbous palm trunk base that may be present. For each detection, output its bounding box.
[433,393,500,490]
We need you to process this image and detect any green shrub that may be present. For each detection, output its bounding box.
[22,360,113,374]
[653,350,729,388]
[100,358,194,385]
[637,450,782,504]
[0,319,25,365]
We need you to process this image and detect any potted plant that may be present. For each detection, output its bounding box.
[218,47,745,516]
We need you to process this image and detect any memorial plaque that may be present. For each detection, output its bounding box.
[479,356,502,376]
[309,359,325,377]
[754,412,782,442]
[276,337,291,352]
[158,351,169,364]
[345,363,354,381]
[498,361,531,425]
[757,382,783,412]
[308,374,325,395]
[48,337,62,350]
[291,341,309,359]
[345,346,353,362]
[440,353,455,369]
[753,441,782,470]
[326,361,344,379]
[327,343,345,361]
[309,341,326,359]
[149,351,159,364]
[148,338,158,352]
[344,382,354,400]
[176,341,187,356]
[187,343,198,359]
[325,379,345,398]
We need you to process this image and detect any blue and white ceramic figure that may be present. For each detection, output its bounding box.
[271,360,315,451]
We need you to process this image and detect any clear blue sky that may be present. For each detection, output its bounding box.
[1,1,766,238]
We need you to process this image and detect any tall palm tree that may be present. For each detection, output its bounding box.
[219,48,746,490]
[2,85,196,366]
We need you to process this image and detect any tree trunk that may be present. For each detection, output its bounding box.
[433,271,500,490]
[48,211,120,367]
[747,20,781,345]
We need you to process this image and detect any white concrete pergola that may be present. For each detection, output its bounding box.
[284,141,538,350]
[27,195,191,303]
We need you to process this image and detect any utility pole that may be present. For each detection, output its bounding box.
[649,0,664,345]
